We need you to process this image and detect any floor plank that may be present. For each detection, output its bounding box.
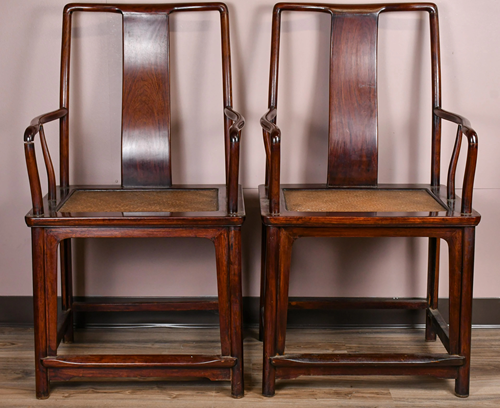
[0,326,499,407]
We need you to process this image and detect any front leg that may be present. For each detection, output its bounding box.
[262,226,279,397]
[32,228,49,399]
[229,227,244,398]
[455,227,475,397]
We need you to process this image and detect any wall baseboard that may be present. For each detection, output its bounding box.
[1,296,499,328]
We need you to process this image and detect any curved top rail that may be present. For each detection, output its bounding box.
[273,2,437,15]
[64,2,228,15]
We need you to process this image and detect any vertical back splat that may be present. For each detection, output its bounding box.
[327,12,378,187]
[122,13,172,187]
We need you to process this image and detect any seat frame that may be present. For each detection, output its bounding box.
[24,3,244,399]
[259,2,479,397]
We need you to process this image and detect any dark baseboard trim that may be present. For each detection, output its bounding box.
[1,296,499,328]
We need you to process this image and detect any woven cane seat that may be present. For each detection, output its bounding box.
[283,189,446,213]
[59,189,219,213]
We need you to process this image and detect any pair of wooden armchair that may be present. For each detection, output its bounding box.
[24,2,479,399]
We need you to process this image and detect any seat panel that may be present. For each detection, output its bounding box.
[59,189,218,213]
[283,189,446,213]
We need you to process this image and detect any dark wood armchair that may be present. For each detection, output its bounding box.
[260,2,479,397]
[24,3,244,399]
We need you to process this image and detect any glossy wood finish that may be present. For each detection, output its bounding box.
[259,2,480,398]
[328,12,378,186]
[23,2,244,399]
[122,13,172,187]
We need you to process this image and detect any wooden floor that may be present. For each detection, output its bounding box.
[1,326,499,407]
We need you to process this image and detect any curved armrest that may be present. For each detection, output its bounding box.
[434,107,472,128]
[260,108,281,214]
[434,107,478,214]
[224,107,245,214]
[24,108,68,215]
[24,108,68,142]
[260,108,281,139]
[224,107,244,142]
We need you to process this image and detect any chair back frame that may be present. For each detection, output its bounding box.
[25,3,244,215]
[262,3,476,214]
[60,3,235,189]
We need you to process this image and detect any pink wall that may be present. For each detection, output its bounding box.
[1,0,499,299]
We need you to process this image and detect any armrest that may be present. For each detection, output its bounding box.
[24,108,68,215]
[434,107,478,214]
[260,108,281,214]
[24,108,68,142]
[224,107,244,142]
[260,108,280,136]
[434,107,472,128]
[224,107,245,214]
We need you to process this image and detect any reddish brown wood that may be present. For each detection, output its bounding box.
[425,237,440,341]
[447,127,462,200]
[434,108,478,214]
[276,230,293,355]
[260,108,278,193]
[31,228,49,399]
[258,184,479,228]
[269,132,281,214]
[60,8,72,189]
[226,108,244,214]
[259,2,480,398]
[44,233,59,357]
[429,6,442,187]
[122,13,172,187]
[24,2,244,399]
[258,225,267,341]
[25,185,245,228]
[289,298,427,310]
[276,366,460,380]
[60,239,74,343]
[72,300,219,312]
[327,12,378,186]
[44,354,236,382]
[262,226,279,397]
[447,231,462,355]
[24,108,68,214]
[43,354,236,368]
[56,310,72,345]
[49,367,231,382]
[215,230,231,357]
[271,353,464,367]
[427,308,450,352]
[229,227,244,397]
[456,227,475,397]
[24,142,43,215]
[39,126,57,201]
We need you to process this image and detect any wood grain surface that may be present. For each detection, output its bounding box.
[0,326,499,407]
